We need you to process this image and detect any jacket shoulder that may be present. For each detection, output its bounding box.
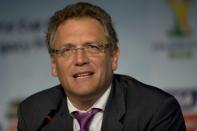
[20,85,64,109]
[113,74,173,100]
[18,85,65,131]
[113,74,180,114]
[113,74,185,130]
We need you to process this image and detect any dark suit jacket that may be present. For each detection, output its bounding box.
[17,74,186,131]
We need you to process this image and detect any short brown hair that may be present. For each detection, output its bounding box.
[46,2,118,54]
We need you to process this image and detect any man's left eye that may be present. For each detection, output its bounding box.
[87,44,100,49]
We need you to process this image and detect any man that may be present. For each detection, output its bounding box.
[17,2,186,131]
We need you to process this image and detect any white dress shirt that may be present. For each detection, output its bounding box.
[67,86,111,131]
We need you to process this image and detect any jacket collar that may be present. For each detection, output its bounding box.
[101,74,126,131]
[42,87,73,131]
[42,74,126,131]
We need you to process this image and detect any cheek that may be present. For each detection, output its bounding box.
[99,57,114,73]
[98,54,117,72]
[51,58,69,77]
[56,62,69,76]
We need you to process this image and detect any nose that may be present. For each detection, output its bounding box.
[74,48,89,66]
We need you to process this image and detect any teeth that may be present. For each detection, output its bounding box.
[73,72,93,78]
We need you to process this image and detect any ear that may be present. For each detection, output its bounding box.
[50,57,58,77]
[111,48,120,71]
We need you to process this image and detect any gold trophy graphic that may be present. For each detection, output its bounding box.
[166,0,192,36]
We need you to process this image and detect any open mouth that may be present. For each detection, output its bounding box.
[73,71,94,79]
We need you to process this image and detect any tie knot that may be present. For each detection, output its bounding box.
[72,108,102,131]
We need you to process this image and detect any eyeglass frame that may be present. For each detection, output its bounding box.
[49,43,112,58]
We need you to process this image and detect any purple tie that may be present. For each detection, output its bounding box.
[72,108,101,131]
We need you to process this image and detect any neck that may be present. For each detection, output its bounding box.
[71,98,96,111]
[67,95,98,111]
[66,88,107,111]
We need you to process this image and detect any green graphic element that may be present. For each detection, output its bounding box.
[166,0,192,37]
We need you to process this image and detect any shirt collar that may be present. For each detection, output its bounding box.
[67,85,111,113]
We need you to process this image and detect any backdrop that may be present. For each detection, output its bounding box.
[0,0,197,130]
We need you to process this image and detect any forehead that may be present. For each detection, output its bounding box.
[53,17,107,46]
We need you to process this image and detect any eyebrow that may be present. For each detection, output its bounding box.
[58,41,102,48]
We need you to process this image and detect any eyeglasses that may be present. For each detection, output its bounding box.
[49,43,111,58]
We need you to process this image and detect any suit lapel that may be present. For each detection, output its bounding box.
[101,75,126,131]
[41,76,126,131]
[42,97,73,131]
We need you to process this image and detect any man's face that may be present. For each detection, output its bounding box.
[51,17,119,100]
